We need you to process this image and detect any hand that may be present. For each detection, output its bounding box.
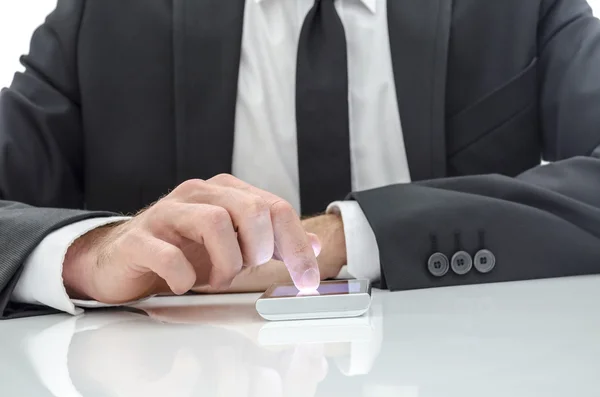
[62,174,321,303]
[193,214,347,294]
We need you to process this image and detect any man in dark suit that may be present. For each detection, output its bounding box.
[2,0,600,319]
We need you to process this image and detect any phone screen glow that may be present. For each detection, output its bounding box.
[268,280,361,298]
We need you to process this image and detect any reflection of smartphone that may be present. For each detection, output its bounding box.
[258,315,374,345]
[255,279,371,321]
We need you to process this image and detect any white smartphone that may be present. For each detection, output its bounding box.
[255,279,372,321]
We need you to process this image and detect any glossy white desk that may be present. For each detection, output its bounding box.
[2,276,600,397]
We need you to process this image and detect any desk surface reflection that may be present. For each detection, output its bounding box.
[2,276,600,397]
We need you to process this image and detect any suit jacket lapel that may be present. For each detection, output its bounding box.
[388,0,452,181]
[172,0,246,182]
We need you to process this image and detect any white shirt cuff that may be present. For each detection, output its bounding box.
[327,201,381,281]
[11,216,131,315]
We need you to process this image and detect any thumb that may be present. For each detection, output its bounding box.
[307,233,322,257]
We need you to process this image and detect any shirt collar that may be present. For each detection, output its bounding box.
[254,0,377,14]
[359,0,377,13]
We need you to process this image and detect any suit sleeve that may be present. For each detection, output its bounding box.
[352,0,600,291]
[0,0,115,319]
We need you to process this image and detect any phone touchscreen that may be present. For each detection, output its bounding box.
[263,280,364,298]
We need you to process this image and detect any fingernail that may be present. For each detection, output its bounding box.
[300,268,320,290]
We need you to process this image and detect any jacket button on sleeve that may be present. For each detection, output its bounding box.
[428,252,449,277]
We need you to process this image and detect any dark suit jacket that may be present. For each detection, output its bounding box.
[2,0,600,318]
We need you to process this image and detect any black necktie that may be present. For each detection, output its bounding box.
[296,0,352,216]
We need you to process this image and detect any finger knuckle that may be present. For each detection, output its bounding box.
[143,200,172,230]
[207,207,232,230]
[149,199,171,214]
[156,245,182,267]
[246,196,270,219]
[210,173,237,186]
[177,179,206,194]
[270,199,296,220]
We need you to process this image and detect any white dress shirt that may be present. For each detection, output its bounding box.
[11,0,411,314]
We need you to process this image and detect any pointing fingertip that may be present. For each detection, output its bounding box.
[299,268,320,290]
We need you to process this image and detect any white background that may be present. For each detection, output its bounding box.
[0,0,599,87]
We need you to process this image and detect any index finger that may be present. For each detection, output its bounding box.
[207,175,321,290]
[270,200,320,290]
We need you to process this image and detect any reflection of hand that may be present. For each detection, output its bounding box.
[145,302,265,342]
[67,316,329,397]
[68,321,201,397]
[193,214,346,294]
[283,344,329,397]
[145,304,330,397]
[62,175,322,303]
[208,343,328,397]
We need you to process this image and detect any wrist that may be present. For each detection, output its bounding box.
[62,223,122,300]
[303,214,347,278]
[63,234,96,300]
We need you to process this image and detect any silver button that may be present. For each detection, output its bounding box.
[451,251,473,275]
[428,253,449,277]
[474,249,496,273]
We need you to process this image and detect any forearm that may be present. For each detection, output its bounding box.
[352,156,600,290]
